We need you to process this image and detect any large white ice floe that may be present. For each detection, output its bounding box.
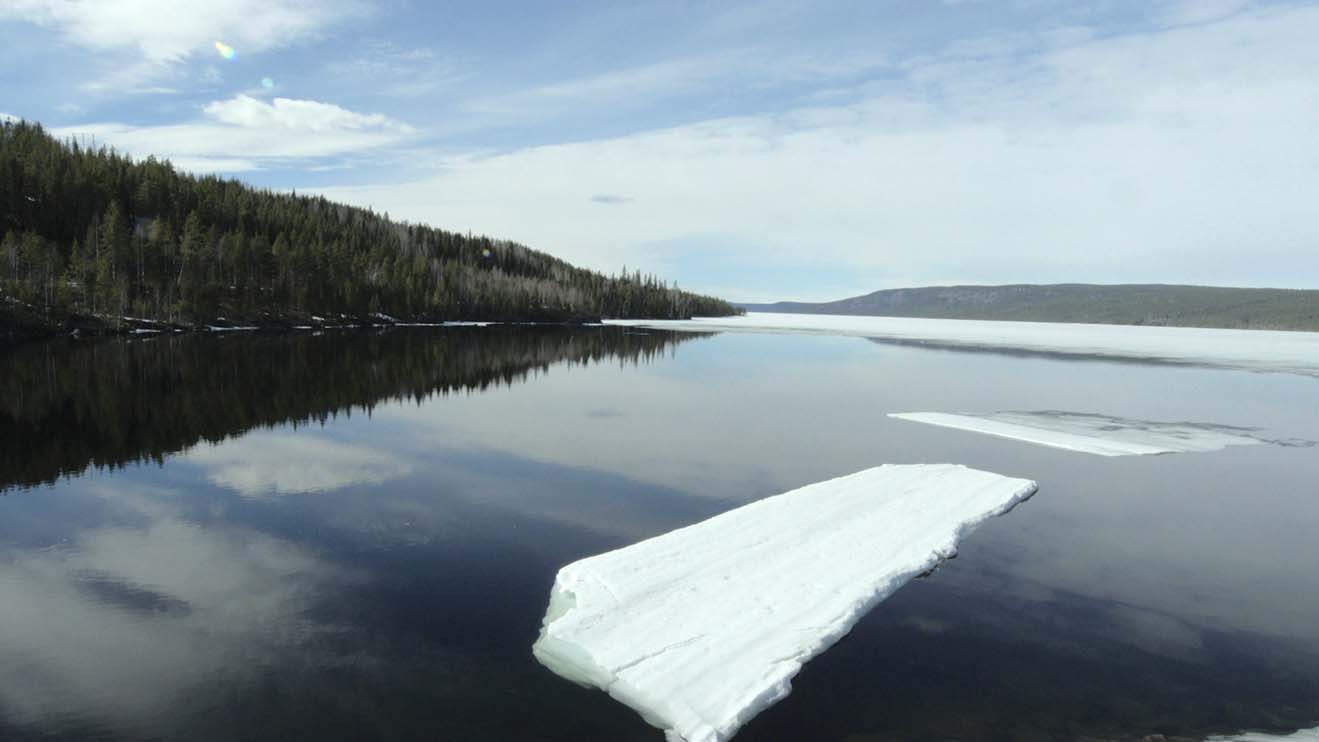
[1209,728,1319,741]
[532,464,1038,742]
[889,411,1269,457]
[604,312,1319,376]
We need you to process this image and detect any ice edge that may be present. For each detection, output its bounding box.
[888,411,1268,457]
[532,464,1038,742]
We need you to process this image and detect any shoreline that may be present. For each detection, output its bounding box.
[0,305,606,346]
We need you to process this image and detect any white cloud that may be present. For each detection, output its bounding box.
[315,4,1319,296]
[0,0,364,63]
[51,94,413,173]
[462,58,722,121]
[0,0,365,90]
[204,94,413,133]
[326,43,465,98]
[458,50,886,129]
[1157,0,1254,27]
[0,112,18,123]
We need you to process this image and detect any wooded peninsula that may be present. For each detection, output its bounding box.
[1,119,739,342]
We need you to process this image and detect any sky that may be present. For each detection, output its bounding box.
[1,0,1317,302]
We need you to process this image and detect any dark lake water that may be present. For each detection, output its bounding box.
[2,327,1317,741]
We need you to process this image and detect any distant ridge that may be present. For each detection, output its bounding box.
[738,284,1319,332]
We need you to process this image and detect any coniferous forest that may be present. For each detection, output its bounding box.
[0,120,740,337]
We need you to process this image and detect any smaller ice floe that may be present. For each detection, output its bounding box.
[888,411,1268,457]
[1209,728,1319,741]
[533,464,1037,742]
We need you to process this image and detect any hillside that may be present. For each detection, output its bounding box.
[741,284,1319,332]
[1,119,739,340]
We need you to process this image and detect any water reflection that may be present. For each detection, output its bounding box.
[0,328,712,741]
[2,329,1318,741]
[0,480,345,737]
[0,326,702,493]
[187,432,412,496]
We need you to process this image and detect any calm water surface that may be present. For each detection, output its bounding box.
[1,327,1317,741]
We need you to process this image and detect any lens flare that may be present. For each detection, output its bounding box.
[214,40,235,60]
[261,77,274,90]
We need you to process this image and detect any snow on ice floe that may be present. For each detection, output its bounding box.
[888,411,1272,457]
[605,313,1319,376]
[1209,728,1319,741]
[532,464,1037,742]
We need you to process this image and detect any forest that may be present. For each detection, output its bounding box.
[0,119,739,333]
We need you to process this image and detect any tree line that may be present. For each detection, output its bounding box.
[1,119,740,324]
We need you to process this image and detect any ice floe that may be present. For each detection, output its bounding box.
[1209,728,1319,741]
[605,313,1319,376]
[888,411,1270,456]
[532,464,1037,742]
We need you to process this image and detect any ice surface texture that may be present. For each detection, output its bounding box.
[889,411,1268,457]
[532,464,1038,742]
[606,313,1319,376]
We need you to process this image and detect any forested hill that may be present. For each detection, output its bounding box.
[741,284,1319,331]
[0,119,739,337]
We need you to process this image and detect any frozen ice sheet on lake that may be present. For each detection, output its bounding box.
[889,411,1269,457]
[605,313,1319,376]
[1209,728,1319,741]
[532,464,1037,742]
